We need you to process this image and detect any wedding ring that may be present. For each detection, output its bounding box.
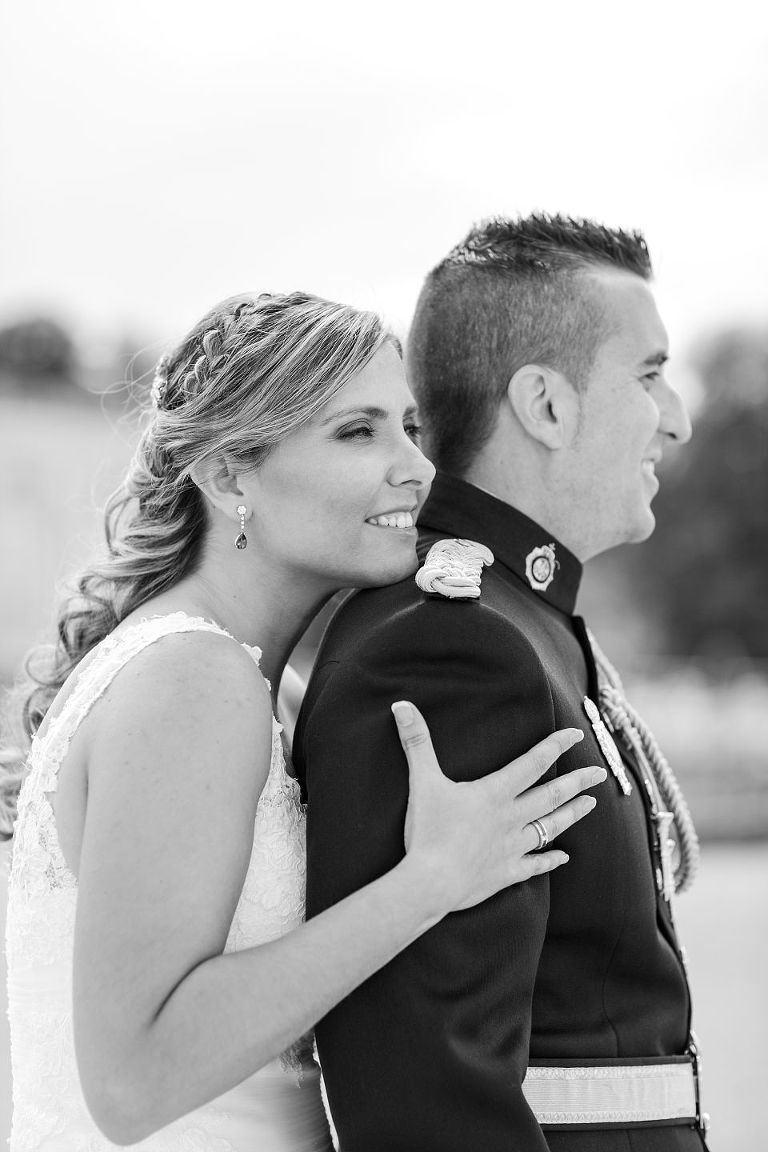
[530,818,549,851]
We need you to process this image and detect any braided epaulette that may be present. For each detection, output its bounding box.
[415,538,494,600]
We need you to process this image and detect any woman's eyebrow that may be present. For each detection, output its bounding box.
[320,404,419,425]
[320,405,387,425]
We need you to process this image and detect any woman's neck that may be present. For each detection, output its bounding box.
[135,557,334,698]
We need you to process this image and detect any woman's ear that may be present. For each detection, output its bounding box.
[506,363,580,450]
[189,458,247,519]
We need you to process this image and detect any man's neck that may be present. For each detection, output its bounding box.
[462,466,592,563]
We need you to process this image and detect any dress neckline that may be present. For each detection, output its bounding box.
[137,610,264,660]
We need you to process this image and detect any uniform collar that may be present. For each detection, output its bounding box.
[418,472,583,616]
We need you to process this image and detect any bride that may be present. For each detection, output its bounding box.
[3,292,600,1150]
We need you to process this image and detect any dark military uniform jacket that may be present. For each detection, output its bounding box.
[295,473,708,1152]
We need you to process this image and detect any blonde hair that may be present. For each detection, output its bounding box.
[0,291,391,834]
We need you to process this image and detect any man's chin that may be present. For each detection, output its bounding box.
[626,508,657,544]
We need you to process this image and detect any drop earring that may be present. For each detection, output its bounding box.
[235,505,248,550]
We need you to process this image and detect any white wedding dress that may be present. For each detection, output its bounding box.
[6,613,334,1152]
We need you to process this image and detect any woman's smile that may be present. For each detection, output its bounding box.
[365,510,416,530]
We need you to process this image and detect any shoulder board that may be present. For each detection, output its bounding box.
[415,538,494,600]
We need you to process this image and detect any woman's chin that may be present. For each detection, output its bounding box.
[352,547,420,590]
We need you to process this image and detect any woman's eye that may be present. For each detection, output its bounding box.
[338,424,374,441]
[405,422,423,442]
[642,371,660,388]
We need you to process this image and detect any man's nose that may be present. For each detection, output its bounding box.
[661,382,693,445]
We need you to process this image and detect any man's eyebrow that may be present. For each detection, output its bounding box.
[320,404,419,425]
[640,351,669,368]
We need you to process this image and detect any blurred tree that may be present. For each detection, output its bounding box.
[0,316,77,391]
[627,327,768,658]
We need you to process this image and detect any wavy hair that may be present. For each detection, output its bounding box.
[0,291,390,834]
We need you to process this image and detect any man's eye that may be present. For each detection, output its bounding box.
[338,424,374,440]
[405,422,423,442]
[642,371,660,387]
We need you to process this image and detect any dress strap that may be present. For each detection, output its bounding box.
[36,613,253,790]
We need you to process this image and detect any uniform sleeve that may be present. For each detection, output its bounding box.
[297,597,555,1152]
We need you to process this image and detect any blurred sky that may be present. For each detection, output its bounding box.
[1,0,766,371]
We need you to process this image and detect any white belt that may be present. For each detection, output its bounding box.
[522,1060,697,1126]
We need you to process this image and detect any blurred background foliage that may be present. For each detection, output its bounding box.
[627,329,768,660]
[1,311,767,847]
[0,318,78,386]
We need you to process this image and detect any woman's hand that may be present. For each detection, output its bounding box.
[392,700,605,917]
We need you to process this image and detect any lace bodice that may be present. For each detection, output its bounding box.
[6,614,332,1152]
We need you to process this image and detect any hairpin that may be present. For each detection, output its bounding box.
[150,355,171,409]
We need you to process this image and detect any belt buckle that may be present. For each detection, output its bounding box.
[688,1034,710,1138]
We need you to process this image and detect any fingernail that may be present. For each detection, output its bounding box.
[586,796,597,810]
[391,701,414,726]
[570,728,584,741]
[592,768,608,785]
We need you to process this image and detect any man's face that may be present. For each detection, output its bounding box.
[565,269,692,558]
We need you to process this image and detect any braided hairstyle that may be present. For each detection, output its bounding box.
[0,291,391,834]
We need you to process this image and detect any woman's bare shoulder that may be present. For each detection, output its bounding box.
[85,628,275,789]
[105,626,267,702]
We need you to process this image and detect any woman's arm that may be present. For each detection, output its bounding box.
[72,631,597,1145]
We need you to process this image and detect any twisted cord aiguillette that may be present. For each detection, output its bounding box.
[587,630,700,894]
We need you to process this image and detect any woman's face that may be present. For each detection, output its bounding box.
[243,341,436,591]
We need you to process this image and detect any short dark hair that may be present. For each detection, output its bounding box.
[406,213,653,477]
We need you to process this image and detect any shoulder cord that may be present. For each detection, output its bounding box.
[587,629,700,894]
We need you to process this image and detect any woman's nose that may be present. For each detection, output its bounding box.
[390,436,436,490]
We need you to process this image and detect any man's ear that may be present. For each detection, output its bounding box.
[189,458,248,520]
[506,364,580,450]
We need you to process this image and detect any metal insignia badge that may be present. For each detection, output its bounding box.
[415,538,494,600]
[583,697,633,795]
[525,543,558,591]
[655,810,676,903]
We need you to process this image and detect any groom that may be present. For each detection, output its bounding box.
[295,215,709,1150]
